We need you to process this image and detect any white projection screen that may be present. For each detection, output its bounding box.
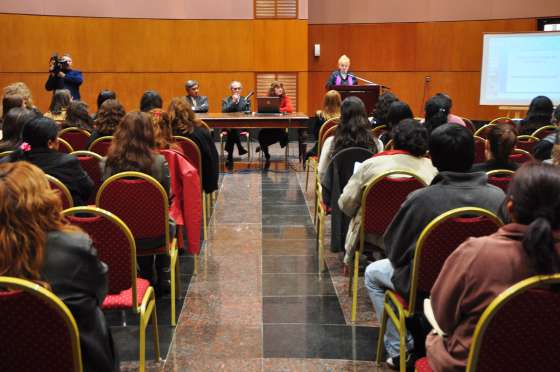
[480,32,560,106]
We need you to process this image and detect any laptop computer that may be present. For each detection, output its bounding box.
[257,96,281,114]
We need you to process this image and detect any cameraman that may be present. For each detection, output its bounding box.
[45,54,83,100]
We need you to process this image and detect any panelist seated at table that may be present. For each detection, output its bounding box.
[256,81,293,164]
[185,79,208,113]
[221,80,251,169]
[326,54,359,89]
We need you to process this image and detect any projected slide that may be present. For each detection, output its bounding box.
[480,32,560,106]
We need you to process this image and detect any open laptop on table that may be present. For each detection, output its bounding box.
[256,96,282,115]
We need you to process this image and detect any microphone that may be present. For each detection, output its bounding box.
[245,91,255,101]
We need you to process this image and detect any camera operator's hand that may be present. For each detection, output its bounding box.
[49,60,55,73]
[57,71,66,78]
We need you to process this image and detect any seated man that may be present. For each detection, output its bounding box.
[364,124,505,369]
[221,80,250,169]
[339,119,438,265]
[185,79,209,113]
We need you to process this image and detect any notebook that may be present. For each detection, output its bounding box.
[257,96,281,114]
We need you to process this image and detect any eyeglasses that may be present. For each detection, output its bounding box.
[232,87,242,90]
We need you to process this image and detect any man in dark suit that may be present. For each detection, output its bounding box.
[185,80,209,113]
[221,80,250,169]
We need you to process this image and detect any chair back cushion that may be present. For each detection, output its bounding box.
[76,155,102,205]
[472,287,560,371]
[416,213,501,293]
[0,289,77,371]
[66,213,132,294]
[89,138,112,156]
[474,137,486,164]
[60,129,90,151]
[98,177,167,250]
[487,175,512,193]
[363,175,425,235]
[175,138,202,175]
[509,152,532,165]
[48,178,73,210]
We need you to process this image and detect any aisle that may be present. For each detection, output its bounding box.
[162,166,388,371]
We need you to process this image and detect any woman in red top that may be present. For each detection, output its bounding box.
[256,81,293,165]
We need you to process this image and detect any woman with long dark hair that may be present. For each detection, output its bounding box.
[64,100,94,131]
[6,116,93,205]
[426,162,560,371]
[101,111,171,292]
[0,161,118,371]
[44,89,72,124]
[519,95,554,135]
[0,107,37,152]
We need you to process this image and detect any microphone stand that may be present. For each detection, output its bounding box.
[348,74,391,90]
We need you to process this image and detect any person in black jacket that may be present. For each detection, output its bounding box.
[185,80,209,113]
[222,80,250,169]
[5,116,93,205]
[0,161,118,372]
[168,96,219,193]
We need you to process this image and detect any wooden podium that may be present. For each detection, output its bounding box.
[333,85,381,114]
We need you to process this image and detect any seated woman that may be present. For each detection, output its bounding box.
[63,100,94,132]
[168,96,219,193]
[305,89,342,161]
[339,119,437,264]
[100,111,171,293]
[319,96,381,252]
[92,89,116,120]
[0,107,37,152]
[381,101,414,144]
[325,54,358,89]
[370,92,399,127]
[5,116,93,205]
[44,89,72,125]
[256,81,294,164]
[529,105,560,161]
[472,123,518,172]
[426,162,560,371]
[140,90,163,112]
[147,108,184,155]
[88,99,126,148]
[0,161,119,371]
[1,94,24,121]
[423,94,465,134]
[519,95,554,136]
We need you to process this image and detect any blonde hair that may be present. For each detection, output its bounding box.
[320,90,342,121]
[0,162,77,283]
[2,82,35,112]
[338,54,350,66]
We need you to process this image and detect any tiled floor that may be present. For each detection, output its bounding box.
[121,145,392,371]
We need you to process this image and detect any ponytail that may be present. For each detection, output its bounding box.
[523,217,560,275]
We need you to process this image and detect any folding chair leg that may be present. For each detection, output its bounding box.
[202,193,208,241]
[305,160,311,191]
[376,299,389,365]
[318,212,325,273]
[351,252,360,322]
[139,288,160,372]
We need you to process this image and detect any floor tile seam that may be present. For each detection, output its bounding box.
[262,322,354,326]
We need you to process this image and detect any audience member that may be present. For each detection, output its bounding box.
[305,90,342,161]
[5,116,93,205]
[256,81,294,164]
[147,108,181,153]
[168,96,219,193]
[140,90,163,112]
[364,124,505,369]
[471,123,518,172]
[2,82,38,113]
[64,100,94,131]
[88,99,126,148]
[44,89,72,124]
[530,104,560,160]
[426,162,560,371]
[339,119,437,264]
[326,55,358,89]
[101,112,171,293]
[185,80,209,113]
[519,95,554,135]
[1,94,24,120]
[0,107,37,153]
[92,89,117,120]
[370,92,399,126]
[382,101,413,144]
[0,161,119,371]
[424,94,465,133]
[45,54,83,100]
[221,80,250,169]
[318,96,380,181]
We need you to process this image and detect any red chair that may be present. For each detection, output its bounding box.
[172,136,208,240]
[416,274,560,372]
[516,135,539,154]
[60,127,91,151]
[531,125,557,140]
[313,124,338,224]
[96,172,180,326]
[88,136,113,156]
[486,169,515,193]
[489,117,513,125]
[473,124,496,139]
[473,136,487,164]
[71,151,103,205]
[46,174,74,209]
[509,148,532,165]
[351,170,428,322]
[377,207,503,371]
[0,276,82,372]
[461,117,476,134]
[305,117,340,191]
[63,207,160,372]
[58,138,74,154]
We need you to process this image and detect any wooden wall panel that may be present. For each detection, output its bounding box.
[0,14,308,113]
[308,18,537,120]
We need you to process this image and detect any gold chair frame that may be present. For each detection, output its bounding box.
[58,138,75,153]
[87,136,114,154]
[531,125,558,139]
[305,116,340,191]
[46,174,74,208]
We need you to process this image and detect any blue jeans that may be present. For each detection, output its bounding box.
[364,259,414,358]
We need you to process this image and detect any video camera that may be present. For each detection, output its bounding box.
[50,53,69,74]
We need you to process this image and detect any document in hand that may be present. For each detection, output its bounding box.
[424,298,446,336]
